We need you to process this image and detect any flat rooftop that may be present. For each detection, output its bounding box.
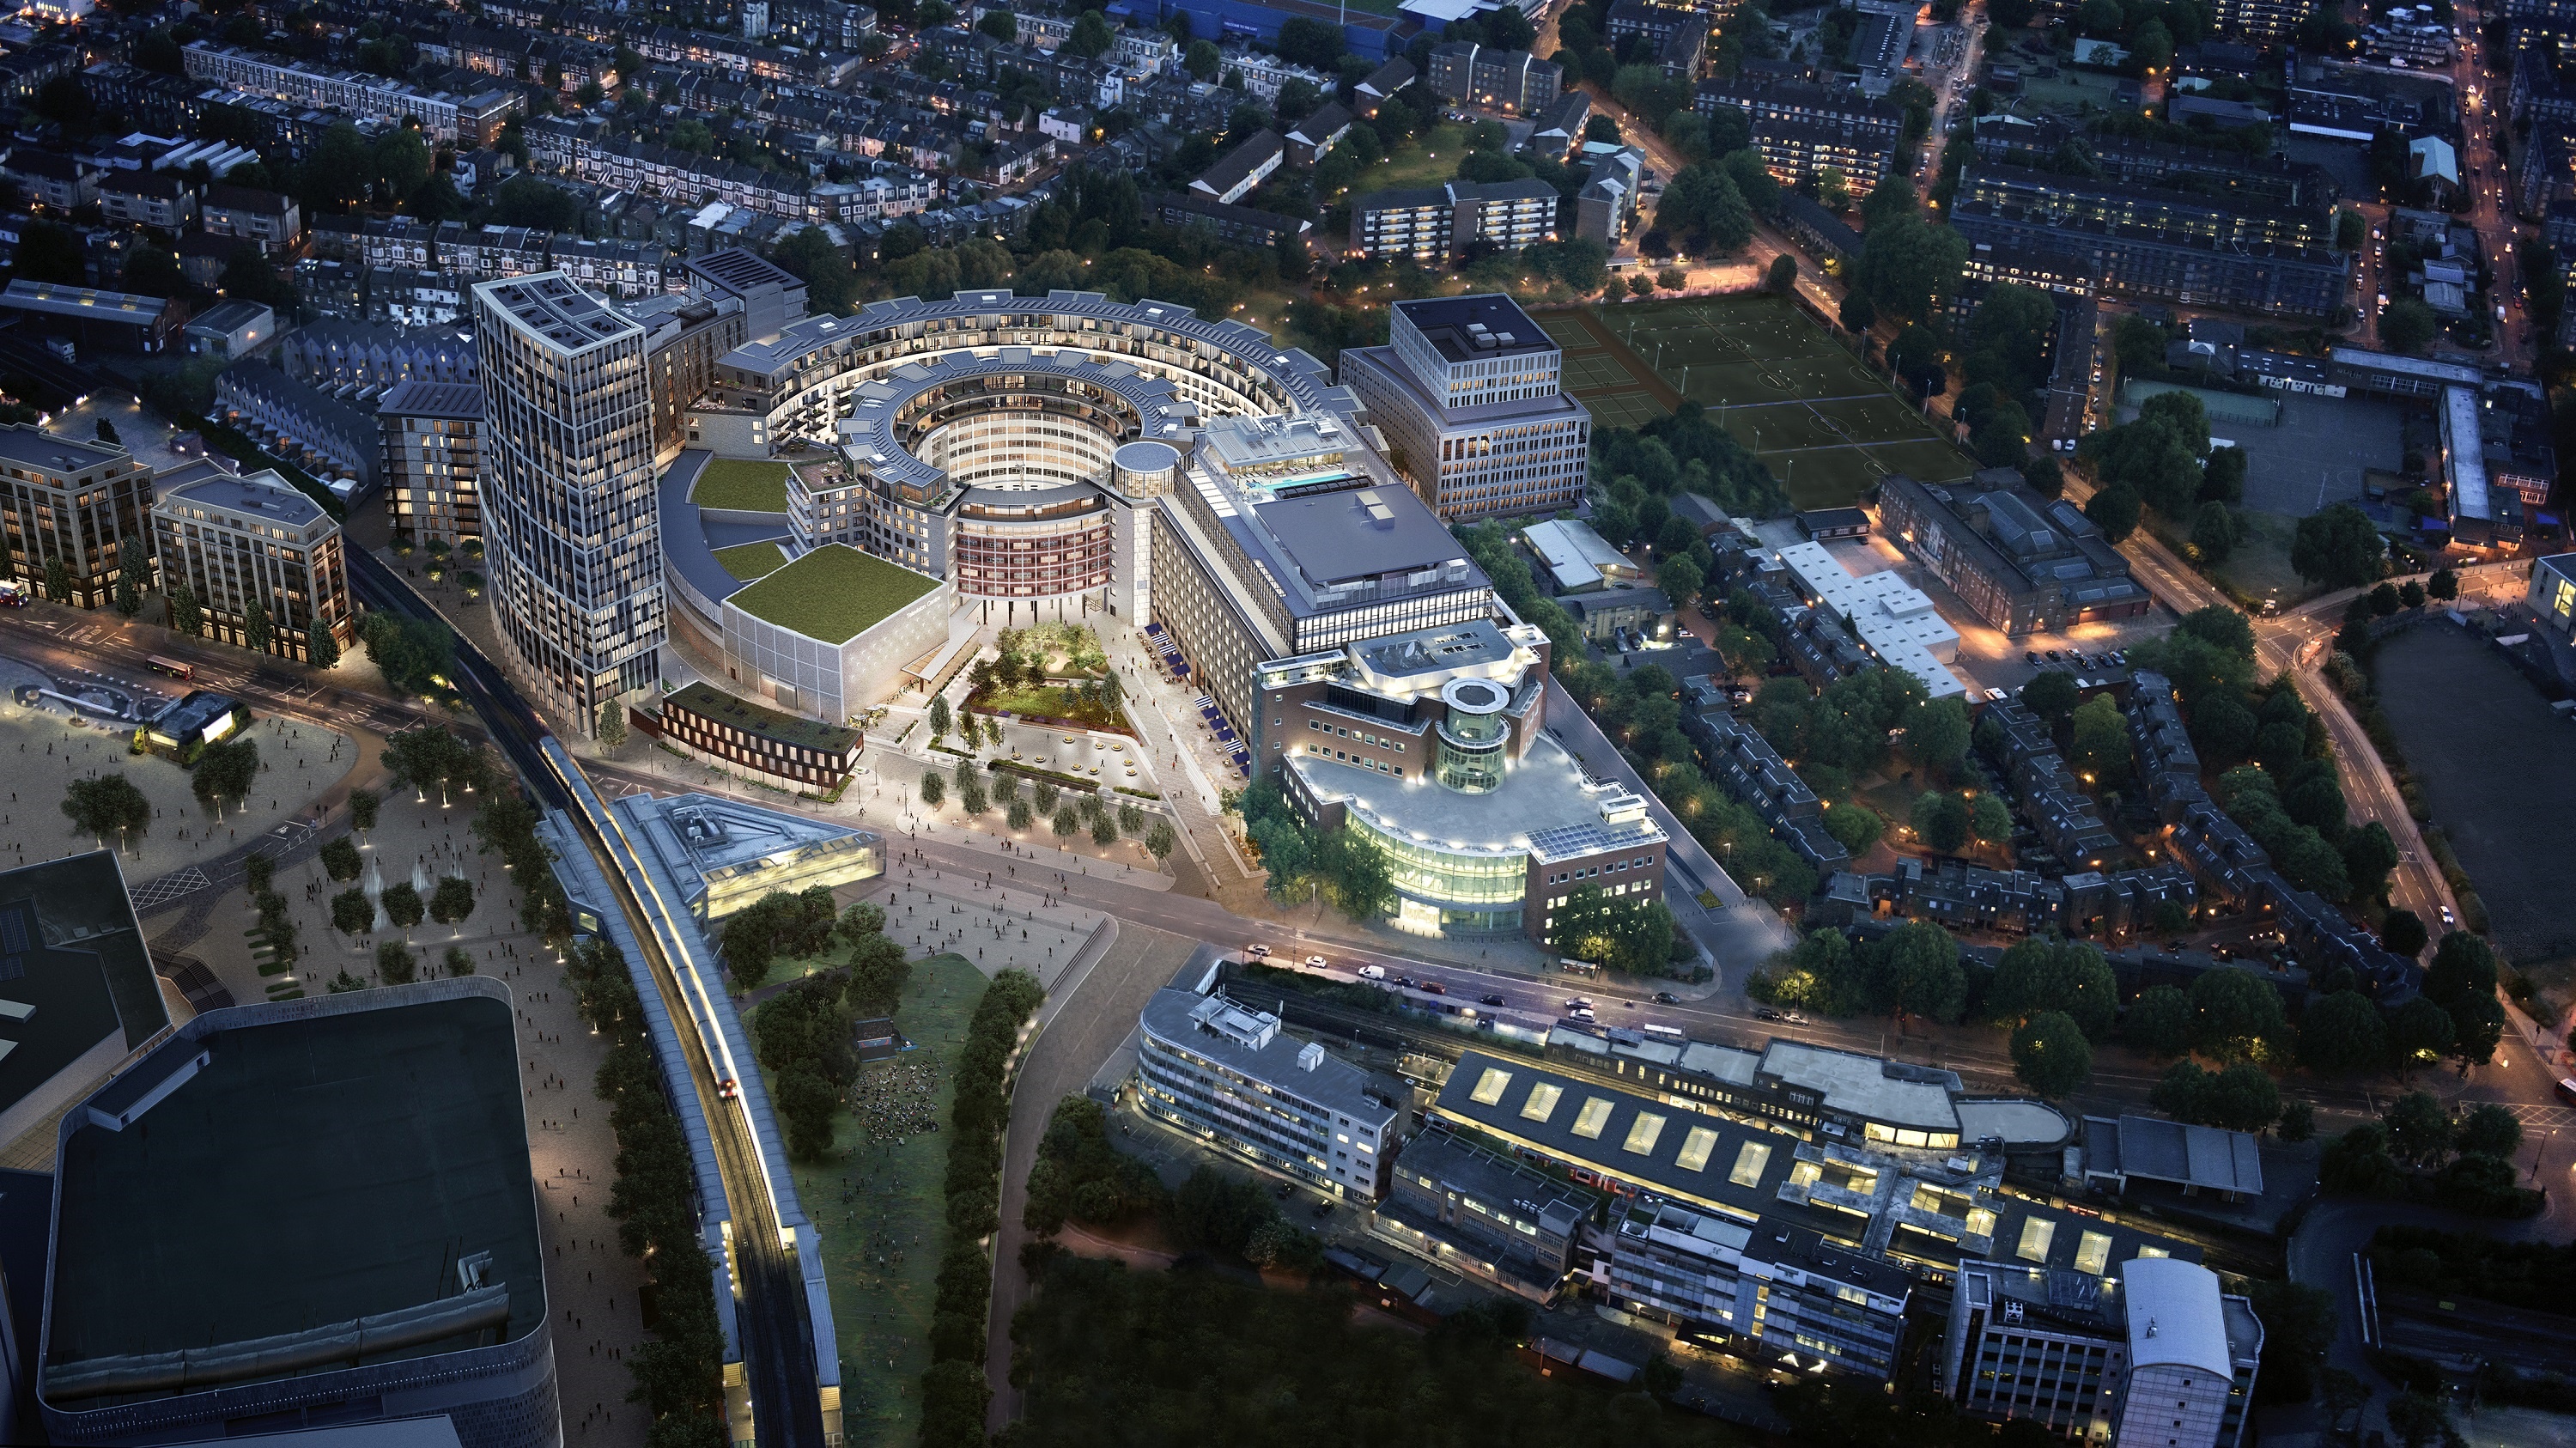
[1252,485,1469,589]
[377,380,484,421]
[472,272,641,352]
[161,466,331,530]
[47,988,542,1385]
[1395,295,1557,364]
[0,852,165,1122]
[1141,988,1397,1126]
[1291,730,1665,864]
[1351,618,1521,685]
[0,424,125,476]
[1759,1038,1962,1133]
[725,543,940,644]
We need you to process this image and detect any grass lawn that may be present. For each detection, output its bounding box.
[729,545,940,643]
[1352,122,1470,197]
[693,458,794,513]
[974,681,1127,731]
[713,541,790,581]
[2198,510,2321,608]
[777,952,986,1442]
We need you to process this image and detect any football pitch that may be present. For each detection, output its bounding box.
[1552,294,1979,509]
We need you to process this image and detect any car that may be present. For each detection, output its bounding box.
[1481,993,1508,1006]
[1304,954,1328,970]
[1310,1201,1334,1219]
[2440,905,2458,927]
[2044,649,2063,663]
[1356,964,1384,980]
[1419,980,1447,995]
[1571,1007,1596,1020]
[2026,650,2041,665]
[1565,996,1594,1010]
[1779,1010,1809,1025]
[1274,1181,1294,1200]
[1655,991,1681,1005]
[1395,974,1418,989]
[717,1077,739,1100]
[1246,944,1271,958]
[1753,1006,1786,1022]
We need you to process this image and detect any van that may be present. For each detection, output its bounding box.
[1356,964,1385,980]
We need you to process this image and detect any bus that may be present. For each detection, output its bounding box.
[1558,958,1601,977]
[0,579,24,607]
[146,655,194,682]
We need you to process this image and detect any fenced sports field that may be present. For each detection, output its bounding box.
[1546,294,1980,510]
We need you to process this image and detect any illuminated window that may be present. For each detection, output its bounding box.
[1469,1068,1512,1105]
[1572,1097,1614,1139]
[1623,1112,1666,1155]
[2136,1244,2171,1260]
[2075,1231,2112,1275]
[1675,1127,1720,1172]
[2016,1218,2057,1262]
[1520,1082,1563,1122]
[1729,1140,1773,1187]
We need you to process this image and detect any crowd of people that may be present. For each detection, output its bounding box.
[849,1053,942,1144]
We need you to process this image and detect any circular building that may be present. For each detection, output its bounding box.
[682,290,1351,624]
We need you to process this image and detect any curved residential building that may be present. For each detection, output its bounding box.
[472,272,663,735]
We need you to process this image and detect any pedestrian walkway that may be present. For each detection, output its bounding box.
[868,853,1104,989]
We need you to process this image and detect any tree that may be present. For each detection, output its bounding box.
[2456,1102,2521,1159]
[1990,938,2119,1039]
[240,594,271,654]
[928,694,951,742]
[1862,921,1965,1022]
[306,618,340,669]
[1970,791,2013,846]
[1838,291,1876,333]
[2298,990,2388,1074]
[2427,568,2458,601]
[1824,801,1884,855]
[2382,908,2427,956]
[2124,983,2195,1056]
[2190,969,2286,1061]
[431,875,476,924]
[2387,1392,2457,1448]
[44,556,72,605]
[978,8,1018,40]
[1145,818,1176,865]
[1272,15,1340,67]
[2191,501,2239,563]
[350,788,380,832]
[1183,38,1219,80]
[2384,1090,2452,1166]
[1853,212,1968,322]
[775,1064,841,1159]
[2010,1011,2093,1096]
[2386,996,2456,1067]
[1910,788,1969,852]
[2291,502,2383,589]
[2066,693,2130,791]
[61,775,151,850]
[918,772,945,809]
[2245,1279,2339,1405]
[771,226,861,314]
[380,880,425,931]
[113,537,144,618]
[320,836,363,881]
[1656,555,1702,610]
[1766,253,1798,293]
[10,221,84,286]
[445,945,477,977]
[1906,697,1971,782]
[376,939,417,984]
[332,887,374,936]
[2084,484,2143,543]
[2379,297,2439,355]
[2021,669,2079,724]
[1052,805,1079,847]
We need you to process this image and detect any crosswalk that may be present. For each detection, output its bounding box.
[128,867,210,913]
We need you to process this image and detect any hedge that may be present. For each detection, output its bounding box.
[920,969,1046,1448]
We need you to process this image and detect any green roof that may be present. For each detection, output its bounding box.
[690,458,793,514]
[49,990,544,1376]
[726,544,940,644]
[665,681,863,753]
[713,540,790,581]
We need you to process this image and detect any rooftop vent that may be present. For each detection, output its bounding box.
[2003,1299,2026,1323]
[1297,1041,1325,1072]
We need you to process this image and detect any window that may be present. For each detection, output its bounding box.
[2075,1230,2112,1275]
[2135,1244,2171,1260]
[1728,1139,1773,1186]
[1675,1126,1719,1172]
[2015,1218,2057,1262]
[1623,1112,1666,1155]
[1571,1097,1614,1139]
[1520,1082,1562,1122]
[1469,1067,1512,1105]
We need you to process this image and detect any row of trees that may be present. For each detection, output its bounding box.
[1238,778,1396,923]
[2322,1089,2541,1216]
[566,935,729,1446]
[920,969,1047,1448]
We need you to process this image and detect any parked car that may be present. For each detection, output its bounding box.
[1565,997,1594,1011]
[1481,993,1508,1006]
[1419,980,1447,995]
[2026,650,2041,664]
[1753,1006,1786,1022]
[1245,943,1271,958]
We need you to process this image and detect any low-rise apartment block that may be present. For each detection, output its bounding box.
[1135,987,1402,1200]
[1698,77,1905,186]
[0,426,155,609]
[1427,41,1562,114]
[150,461,353,663]
[1351,179,1561,262]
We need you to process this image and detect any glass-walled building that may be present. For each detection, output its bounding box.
[1271,617,1669,940]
